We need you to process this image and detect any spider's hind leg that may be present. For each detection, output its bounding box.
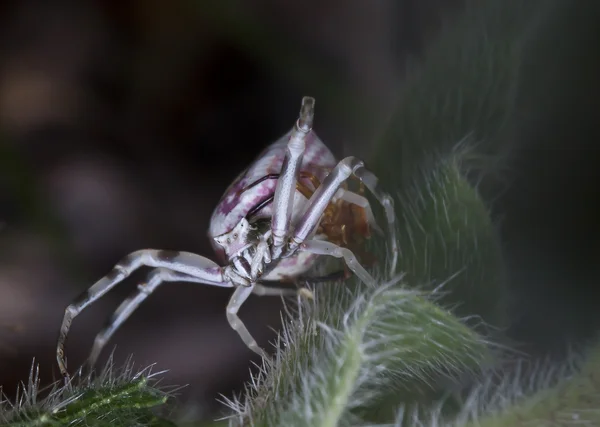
[287,157,398,279]
[294,267,352,286]
[351,163,398,276]
[299,240,376,287]
[253,268,350,301]
[336,188,384,235]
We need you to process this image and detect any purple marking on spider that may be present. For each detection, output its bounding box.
[209,130,336,239]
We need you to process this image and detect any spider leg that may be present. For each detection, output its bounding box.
[298,267,352,285]
[335,188,384,235]
[271,96,314,258]
[57,249,230,378]
[299,240,376,286]
[351,162,398,277]
[88,268,215,368]
[253,267,350,300]
[252,283,299,297]
[253,268,351,300]
[287,157,398,278]
[257,268,351,288]
[227,285,268,358]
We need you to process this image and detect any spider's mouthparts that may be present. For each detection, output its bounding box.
[297,96,315,132]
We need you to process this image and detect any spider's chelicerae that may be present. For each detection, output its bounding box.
[56,96,398,379]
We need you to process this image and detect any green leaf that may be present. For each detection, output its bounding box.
[469,341,600,426]
[227,278,490,427]
[0,358,178,427]
[391,150,508,332]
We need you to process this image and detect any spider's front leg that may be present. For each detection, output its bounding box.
[56,250,231,379]
[287,156,398,280]
[88,267,227,368]
[270,96,314,259]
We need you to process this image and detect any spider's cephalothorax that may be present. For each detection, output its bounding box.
[56,97,398,380]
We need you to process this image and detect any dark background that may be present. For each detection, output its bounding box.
[1,0,599,421]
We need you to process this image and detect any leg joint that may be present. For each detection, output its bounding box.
[341,156,364,174]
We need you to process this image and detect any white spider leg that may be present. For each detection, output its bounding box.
[287,157,358,252]
[252,283,298,297]
[351,161,398,278]
[335,188,384,235]
[227,285,268,358]
[57,249,230,377]
[88,268,214,368]
[271,96,314,259]
[299,240,376,286]
[287,157,398,278]
[253,284,315,302]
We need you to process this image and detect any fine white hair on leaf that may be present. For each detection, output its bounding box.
[386,340,600,427]
[0,353,177,426]
[222,269,494,427]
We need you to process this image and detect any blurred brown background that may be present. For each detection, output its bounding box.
[0,0,462,418]
[2,0,600,422]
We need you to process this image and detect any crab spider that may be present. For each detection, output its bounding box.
[56,96,398,379]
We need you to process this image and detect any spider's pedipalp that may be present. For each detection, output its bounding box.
[249,236,271,280]
[57,249,231,378]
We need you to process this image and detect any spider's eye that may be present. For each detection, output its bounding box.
[233,233,238,239]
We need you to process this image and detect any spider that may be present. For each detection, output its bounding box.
[56,96,398,379]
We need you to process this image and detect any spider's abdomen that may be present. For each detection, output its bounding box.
[208,130,337,242]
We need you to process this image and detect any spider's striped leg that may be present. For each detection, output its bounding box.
[270,96,314,259]
[299,240,376,287]
[87,268,229,369]
[287,157,398,278]
[57,250,230,379]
